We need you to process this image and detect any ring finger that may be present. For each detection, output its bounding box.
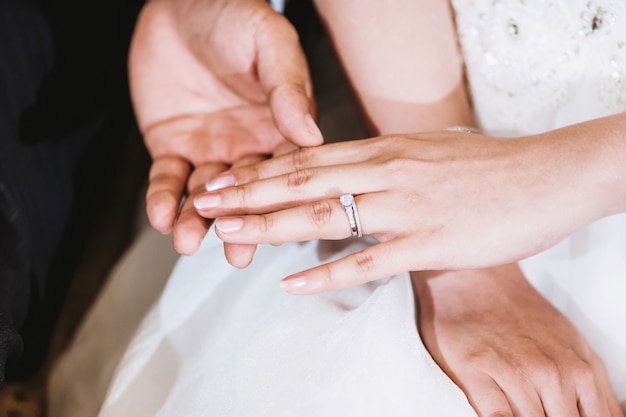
[212,192,395,244]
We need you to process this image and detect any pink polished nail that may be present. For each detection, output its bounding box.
[194,193,220,209]
[206,173,235,191]
[279,276,308,293]
[215,217,243,233]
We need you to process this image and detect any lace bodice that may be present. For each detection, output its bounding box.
[451,0,626,136]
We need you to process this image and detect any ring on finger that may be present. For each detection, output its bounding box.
[339,193,362,238]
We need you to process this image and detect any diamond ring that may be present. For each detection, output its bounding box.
[339,193,362,238]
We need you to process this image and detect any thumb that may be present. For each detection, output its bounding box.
[255,13,323,147]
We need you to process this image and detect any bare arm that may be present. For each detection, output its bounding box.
[313,0,473,134]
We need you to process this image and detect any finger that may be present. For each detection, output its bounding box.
[215,192,414,245]
[453,372,515,417]
[601,377,625,417]
[277,238,413,294]
[171,163,228,255]
[196,161,391,217]
[200,138,385,193]
[531,370,579,417]
[256,12,322,147]
[146,156,191,234]
[224,137,385,186]
[593,355,624,417]
[219,154,267,267]
[223,243,257,269]
[213,199,348,243]
[488,369,545,417]
[173,195,213,255]
[576,357,622,417]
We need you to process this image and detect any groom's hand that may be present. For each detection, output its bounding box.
[129,0,322,255]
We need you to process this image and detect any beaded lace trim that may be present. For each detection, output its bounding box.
[451,0,626,131]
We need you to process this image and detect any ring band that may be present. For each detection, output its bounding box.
[446,125,480,134]
[339,193,362,237]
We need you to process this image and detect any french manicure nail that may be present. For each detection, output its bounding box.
[215,217,243,233]
[279,276,308,293]
[206,173,235,191]
[194,193,221,209]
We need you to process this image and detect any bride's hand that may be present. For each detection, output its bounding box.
[192,123,618,294]
[412,264,623,417]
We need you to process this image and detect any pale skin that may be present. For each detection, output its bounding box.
[189,0,623,415]
[129,0,322,259]
[414,264,622,417]
[197,114,626,284]
[131,0,624,415]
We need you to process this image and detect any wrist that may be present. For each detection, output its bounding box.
[521,114,626,230]
[600,114,626,214]
[558,114,626,219]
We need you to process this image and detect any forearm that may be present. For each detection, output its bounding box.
[313,0,473,134]
[537,112,626,220]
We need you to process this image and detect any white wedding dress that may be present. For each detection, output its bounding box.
[48,0,626,415]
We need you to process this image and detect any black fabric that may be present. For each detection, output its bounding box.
[0,199,26,387]
[0,0,143,385]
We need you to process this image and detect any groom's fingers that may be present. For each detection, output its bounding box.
[255,11,322,147]
[223,243,257,269]
[146,155,192,234]
[172,162,227,255]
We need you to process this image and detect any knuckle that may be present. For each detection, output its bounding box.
[306,200,332,226]
[234,184,250,207]
[353,251,375,274]
[234,164,258,184]
[286,168,313,192]
[272,78,308,99]
[464,347,492,365]
[318,263,337,288]
[530,356,561,381]
[376,135,405,153]
[374,134,396,148]
[259,12,299,44]
[570,360,598,387]
[258,214,273,235]
[290,147,313,169]
[382,156,415,177]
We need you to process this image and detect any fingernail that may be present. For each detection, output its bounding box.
[279,275,308,293]
[194,193,221,209]
[305,114,323,142]
[206,173,235,191]
[215,217,243,233]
